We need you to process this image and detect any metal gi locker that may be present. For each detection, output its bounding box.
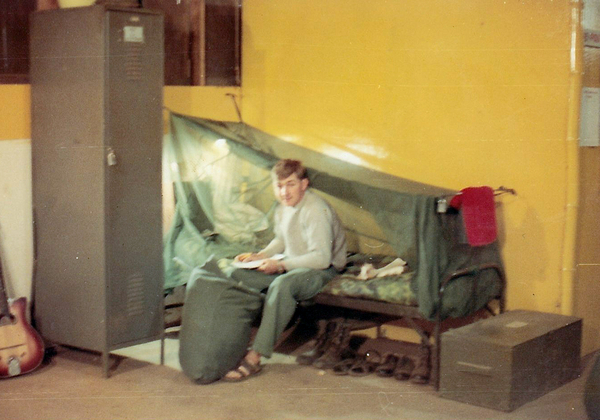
[30,5,164,376]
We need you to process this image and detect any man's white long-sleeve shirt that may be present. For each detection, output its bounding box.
[260,190,346,271]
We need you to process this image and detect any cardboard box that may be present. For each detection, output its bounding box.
[439,310,582,412]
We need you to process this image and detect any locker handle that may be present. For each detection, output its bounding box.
[107,149,117,166]
[456,361,493,376]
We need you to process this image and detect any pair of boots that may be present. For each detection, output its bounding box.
[391,347,430,384]
[296,318,353,369]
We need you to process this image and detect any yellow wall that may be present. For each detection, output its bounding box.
[240,0,584,339]
[0,85,30,140]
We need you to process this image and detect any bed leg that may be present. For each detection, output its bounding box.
[160,329,165,366]
[433,320,441,391]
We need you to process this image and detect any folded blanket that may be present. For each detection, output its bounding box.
[449,186,497,246]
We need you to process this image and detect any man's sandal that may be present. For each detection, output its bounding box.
[332,354,359,376]
[223,359,263,382]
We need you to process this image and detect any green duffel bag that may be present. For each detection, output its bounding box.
[178,259,264,384]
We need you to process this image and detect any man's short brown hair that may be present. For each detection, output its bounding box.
[271,159,308,181]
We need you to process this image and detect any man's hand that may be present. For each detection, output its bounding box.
[234,252,267,263]
[257,259,286,275]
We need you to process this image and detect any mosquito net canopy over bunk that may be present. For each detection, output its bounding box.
[163,112,503,320]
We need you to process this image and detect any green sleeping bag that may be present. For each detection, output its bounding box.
[179,258,264,384]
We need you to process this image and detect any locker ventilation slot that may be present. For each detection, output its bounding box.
[127,273,145,317]
[125,43,143,80]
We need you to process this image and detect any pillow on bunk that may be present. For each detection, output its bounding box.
[319,254,417,305]
[179,259,264,384]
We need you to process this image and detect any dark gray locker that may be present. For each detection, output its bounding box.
[30,5,164,375]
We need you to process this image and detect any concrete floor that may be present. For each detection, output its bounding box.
[0,331,594,420]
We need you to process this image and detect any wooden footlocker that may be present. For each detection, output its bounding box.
[439,310,582,412]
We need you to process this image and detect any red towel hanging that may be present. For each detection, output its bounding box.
[449,186,497,246]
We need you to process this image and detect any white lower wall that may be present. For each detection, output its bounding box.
[0,139,33,304]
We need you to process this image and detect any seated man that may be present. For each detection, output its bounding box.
[224,159,347,381]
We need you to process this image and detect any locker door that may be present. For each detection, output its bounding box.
[104,10,164,347]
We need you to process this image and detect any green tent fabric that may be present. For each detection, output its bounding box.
[163,112,503,320]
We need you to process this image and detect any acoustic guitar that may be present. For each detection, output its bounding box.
[0,246,44,378]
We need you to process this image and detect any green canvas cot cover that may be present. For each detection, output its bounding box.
[163,112,503,320]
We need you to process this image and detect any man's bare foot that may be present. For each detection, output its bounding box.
[224,350,262,381]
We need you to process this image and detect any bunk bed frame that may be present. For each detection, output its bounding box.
[310,262,506,390]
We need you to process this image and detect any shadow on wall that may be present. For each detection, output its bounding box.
[497,197,549,311]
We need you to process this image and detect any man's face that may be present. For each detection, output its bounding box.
[273,173,309,207]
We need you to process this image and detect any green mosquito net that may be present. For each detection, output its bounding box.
[162,112,503,320]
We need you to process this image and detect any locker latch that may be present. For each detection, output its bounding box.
[107,148,117,166]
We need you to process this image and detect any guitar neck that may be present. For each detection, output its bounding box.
[0,252,11,319]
